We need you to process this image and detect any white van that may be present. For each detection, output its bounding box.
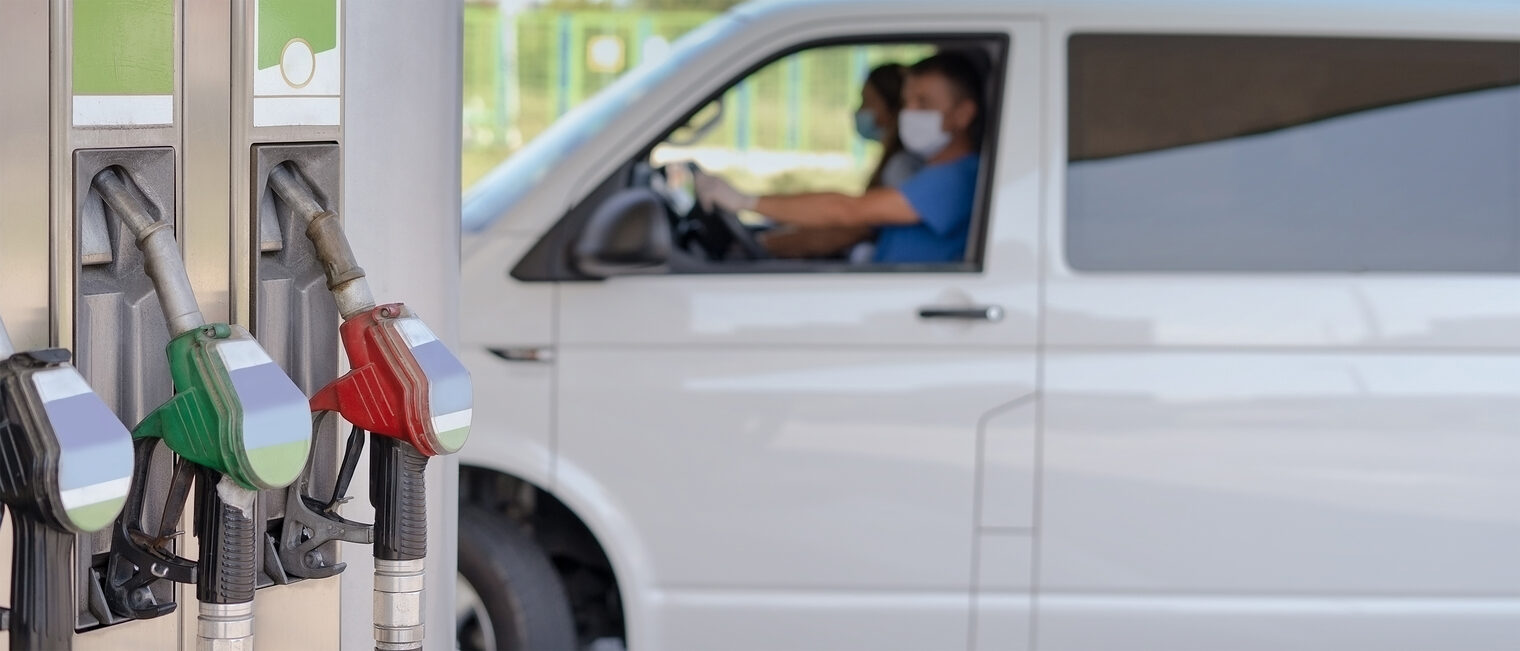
[454,1,1520,649]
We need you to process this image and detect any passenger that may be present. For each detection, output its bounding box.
[858,63,924,189]
[760,63,924,259]
[698,52,983,264]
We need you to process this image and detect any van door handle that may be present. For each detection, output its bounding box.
[917,305,1004,322]
[488,347,556,363]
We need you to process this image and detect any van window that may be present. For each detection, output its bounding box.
[463,15,739,233]
[652,43,936,199]
[510,35,1009,281]
[643,39,1002,271]
[1065,35,1520,273]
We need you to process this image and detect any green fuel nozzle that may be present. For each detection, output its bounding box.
[92,168,312,649]
[136,322,313,491]
[0,314,134,651]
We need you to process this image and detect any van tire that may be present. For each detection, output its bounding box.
[458,506,578,651]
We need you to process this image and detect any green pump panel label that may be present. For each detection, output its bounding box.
[72,0,175,127]
[254,0,341,127]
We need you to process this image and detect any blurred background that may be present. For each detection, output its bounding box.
[462,0,927,195]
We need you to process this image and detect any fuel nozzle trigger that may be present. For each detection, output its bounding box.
[103,438,198,620]
[274,423,373,580]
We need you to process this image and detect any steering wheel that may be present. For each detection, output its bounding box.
[681,163,769,262]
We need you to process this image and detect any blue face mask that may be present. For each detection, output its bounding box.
[854,110,883,142]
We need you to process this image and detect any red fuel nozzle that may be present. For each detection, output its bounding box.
[310,303,471,458]
[270,162,472,646]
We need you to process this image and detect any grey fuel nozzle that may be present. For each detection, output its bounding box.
[0,313,134,651]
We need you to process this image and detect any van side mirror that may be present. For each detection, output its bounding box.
[572,188,672,278]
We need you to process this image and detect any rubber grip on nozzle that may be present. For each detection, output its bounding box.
[370,435,428,561]
[195,471,257,605]
[9,514,76,651]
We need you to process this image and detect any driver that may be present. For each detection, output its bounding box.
[695,52,984,264]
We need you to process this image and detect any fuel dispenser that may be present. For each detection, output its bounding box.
[0,315,133,651]
[230,2,471,646]
[232,6,355,642]
[0,0,463,647]
[89,168,313,650]
[265,165,472,651]
[244,144,366,590]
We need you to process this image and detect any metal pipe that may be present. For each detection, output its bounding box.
[266,165,376,318]
[197,601,254,651]
[372,557,425,651]
[93,169,206,336]
[0,314,15,358]
[370,436,428,649]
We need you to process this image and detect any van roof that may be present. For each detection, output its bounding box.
[732,0,1520,34]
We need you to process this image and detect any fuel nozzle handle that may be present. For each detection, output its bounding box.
[266,165,376,318]
[195,471,257,606]
[370,436,427,561]
[194,472,257,650]
[370,436,428,651]
[8,514,76,651]
[0,330,135,649]
[92,169,206,336]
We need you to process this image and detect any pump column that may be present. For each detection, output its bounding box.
[53,1,186,648]
[231,2,348,649]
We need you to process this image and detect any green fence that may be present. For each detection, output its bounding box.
[464,8,714,151]
[690,43,932,156]
[462,6,931,187]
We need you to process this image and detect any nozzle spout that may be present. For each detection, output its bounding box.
[93,168,206,336]
[267,164,376,318]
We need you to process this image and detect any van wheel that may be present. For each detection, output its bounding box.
[457,506,577,651]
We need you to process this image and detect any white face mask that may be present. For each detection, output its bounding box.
[898,108,951,159]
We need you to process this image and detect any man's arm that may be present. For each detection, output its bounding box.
[760,225,874,258]
[754,188,919,229]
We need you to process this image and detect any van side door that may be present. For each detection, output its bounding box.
[535,16,1043,651]
[1040,31,1520,651]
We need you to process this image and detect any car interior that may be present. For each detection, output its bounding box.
[512,35,1009,282]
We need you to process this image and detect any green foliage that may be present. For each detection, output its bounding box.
[535,0,745,11]
[461,5,935,192]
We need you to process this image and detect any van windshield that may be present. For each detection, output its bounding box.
[462,15,739,233]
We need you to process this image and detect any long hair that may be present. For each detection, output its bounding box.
[864,63,907,188]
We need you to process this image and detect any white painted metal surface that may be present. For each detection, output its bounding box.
[459,0,1520,649]
[341,2,463,650]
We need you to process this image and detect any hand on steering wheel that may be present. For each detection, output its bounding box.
[688,164,769,261]
[693,168,756,213]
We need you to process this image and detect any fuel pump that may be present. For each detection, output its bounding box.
[266,163,471,651]
[0,314,133,651]
[90,167,313,651]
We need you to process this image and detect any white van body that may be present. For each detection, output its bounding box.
[457,1,1520,649]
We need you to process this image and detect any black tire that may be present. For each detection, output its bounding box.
[458,506,578,651]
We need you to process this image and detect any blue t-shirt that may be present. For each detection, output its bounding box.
[873,154,980,264]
